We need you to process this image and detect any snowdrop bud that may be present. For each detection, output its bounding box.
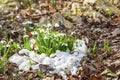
[31,31,38,35]
[0,40,6,44]
[54,23,60,27]
[30,38,36,49]
[23,35,29,38]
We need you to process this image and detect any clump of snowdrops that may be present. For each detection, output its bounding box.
[23,27,76,56]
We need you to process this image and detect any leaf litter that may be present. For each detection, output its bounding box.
[0,0,120,80]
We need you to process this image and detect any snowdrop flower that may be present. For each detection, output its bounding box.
[61,43,68,46]
[30,31,38,36]
[23,28,26,32]
[0,25,2,29]
[46,23,52,28]
[57,33,66,36]
[71,31,76,35]
[44,35,49,39]
[10,39,13,42]
[0,40,6,44]
[29,38,36,49]
[39,29,45,33]
[54,23,60,27]
[23,35,29,38]
[6,44,10,47]
[34,46,38,50]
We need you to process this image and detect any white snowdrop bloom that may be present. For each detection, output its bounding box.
[23,28,26,32]
[17,44,21,49]
[71,31,76,35]
[44,35,49,39]
[46,23,52,28]
[19,49,31,55]
[70,67,78,75]
[54,23,60,28]
[0,40,6,44]
[18,60,32,71]
[54,33,66,37]
[30,31,38,36]
[57,33,66,36]
[6,44,10,47]
[39,29,45,33]
[29,38,36,49]
[23,35,29,38]
[61,43,68,46]
[0,25,3,29]
[10,39,13,42]
[73,39,87,54]
[34,46,38,50]
[9,54,28,66]
[22,21,33,25]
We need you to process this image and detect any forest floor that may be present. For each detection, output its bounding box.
[0,0,120,80]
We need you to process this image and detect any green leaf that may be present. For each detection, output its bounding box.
[36,71,44,78]
[105,66,117,78]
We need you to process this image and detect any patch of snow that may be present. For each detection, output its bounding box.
[73,39,87,53]
[9,39,87,80]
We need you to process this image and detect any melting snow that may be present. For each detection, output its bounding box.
[9,39,87,80]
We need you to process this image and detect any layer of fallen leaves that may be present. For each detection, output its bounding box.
[0,0,120,80]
